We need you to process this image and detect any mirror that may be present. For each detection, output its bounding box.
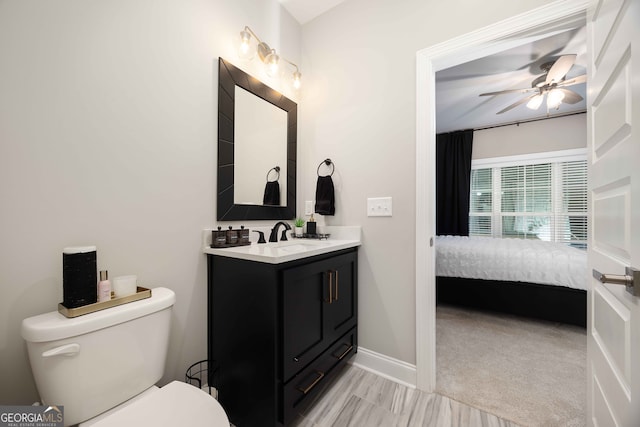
[234,87,287,206]
[217,58,297,221]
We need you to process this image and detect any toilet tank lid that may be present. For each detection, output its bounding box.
[21,287,176,343]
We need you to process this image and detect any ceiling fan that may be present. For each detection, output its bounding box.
[479,54,587,114]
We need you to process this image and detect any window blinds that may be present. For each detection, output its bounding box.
[469,159,587,247]
[469,168,492,236]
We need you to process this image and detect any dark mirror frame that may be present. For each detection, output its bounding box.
[217,58,297,221]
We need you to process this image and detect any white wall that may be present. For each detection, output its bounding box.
[298,0,556,365]
[0,0,300,404]
[0,0,569,405]
[472,113,586,159]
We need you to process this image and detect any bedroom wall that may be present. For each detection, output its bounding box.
[472,113,586,160]
[0,0,300,405]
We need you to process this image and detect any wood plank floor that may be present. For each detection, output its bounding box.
[292,364,520,427]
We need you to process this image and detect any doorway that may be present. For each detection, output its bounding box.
[414,0,589,391]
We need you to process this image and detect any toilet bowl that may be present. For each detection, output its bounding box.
[21,287,229,427]
[80,381,229,427]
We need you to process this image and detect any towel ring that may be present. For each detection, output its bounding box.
[266,166,280,182]
[317,159,335,177]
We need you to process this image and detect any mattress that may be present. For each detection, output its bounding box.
[435,236,588,291]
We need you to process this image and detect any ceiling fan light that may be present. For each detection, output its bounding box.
[547,88,565,109]
[526,94,544,110]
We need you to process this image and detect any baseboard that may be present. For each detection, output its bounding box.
[350,347,417,389]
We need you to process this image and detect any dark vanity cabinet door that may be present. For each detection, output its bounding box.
[282,252,357,382]
[208,248,358,427]
[281,252,357,425]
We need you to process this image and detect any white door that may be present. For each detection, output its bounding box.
[587,0,640,425]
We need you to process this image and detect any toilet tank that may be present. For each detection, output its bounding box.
[21,287,176,427]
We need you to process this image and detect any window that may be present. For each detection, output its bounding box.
[469,151,587,248]
[469,168,493,236]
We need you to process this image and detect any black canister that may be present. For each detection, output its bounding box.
[226,226,238,245]
[238,226,250,244]
[212,227,227,247]
[62,246,97,308]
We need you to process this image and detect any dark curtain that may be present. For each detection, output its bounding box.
[436,129,473,236]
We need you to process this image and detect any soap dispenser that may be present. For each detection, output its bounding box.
[306,214,317,236]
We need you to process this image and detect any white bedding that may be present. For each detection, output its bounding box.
[435,236,588,291]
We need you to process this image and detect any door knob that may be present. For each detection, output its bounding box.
[592,267,639,296]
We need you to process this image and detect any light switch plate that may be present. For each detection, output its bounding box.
[367,197,392,217]
[305,200,314,215]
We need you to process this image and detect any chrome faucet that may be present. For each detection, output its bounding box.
[269,221,292,242]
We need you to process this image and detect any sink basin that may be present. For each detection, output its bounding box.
[276,243,314,253]
[204,238,360,264]
[270,240,334,254]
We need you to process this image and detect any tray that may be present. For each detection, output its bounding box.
[58,286,152,318]
[292,233,331,240]
[210,241,252,249]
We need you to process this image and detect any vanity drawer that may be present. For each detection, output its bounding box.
[282,327,357,425]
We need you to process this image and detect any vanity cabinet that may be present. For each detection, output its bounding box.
[207,247,358,427]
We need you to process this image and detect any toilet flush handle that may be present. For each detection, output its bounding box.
[42,343,80,358]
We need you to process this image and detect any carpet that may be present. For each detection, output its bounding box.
[436,304,586,427]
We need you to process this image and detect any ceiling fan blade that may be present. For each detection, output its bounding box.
[496,94,538,114]
[559,88,583,104]
[479,87,536,97]
[545,54,577,84]
[557,74,587,87]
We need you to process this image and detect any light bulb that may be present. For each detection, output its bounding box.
[265,51,279,77]
[238,30,254,60]
[547,89,565,109]
[526,94,544,110]
[292,71,302,89]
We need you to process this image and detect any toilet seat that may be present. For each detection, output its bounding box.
[84,381,229,427]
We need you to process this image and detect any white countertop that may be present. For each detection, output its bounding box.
[202,226,361,264]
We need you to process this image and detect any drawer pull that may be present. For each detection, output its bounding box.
[296,370,325,394]
[332,343,353,360]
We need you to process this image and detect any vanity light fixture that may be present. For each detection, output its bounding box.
[238,26,301,89]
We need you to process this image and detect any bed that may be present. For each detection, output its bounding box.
[436,236,588,327]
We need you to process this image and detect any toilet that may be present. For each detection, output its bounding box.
[21,287,229,427]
